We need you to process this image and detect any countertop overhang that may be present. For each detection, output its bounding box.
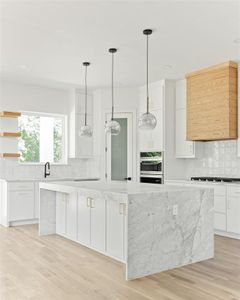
[39,180,212,195]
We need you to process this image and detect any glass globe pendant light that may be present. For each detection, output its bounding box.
[79,62,93,137]
[105,48,121,135]
[138,29,157,130]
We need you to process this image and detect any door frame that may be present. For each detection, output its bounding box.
[105,112,134,182]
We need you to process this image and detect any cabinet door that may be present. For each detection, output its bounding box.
[175,108,195,158]
[9,190,35,221]
[34,182,39,218]
[176,79,186,110]
[139,109,163,151]
[56,193,66,236]
[76,114,93,157]
[106,199,126,261]
[149,83,163,111]
[90,198,105,252]
[214,212,226,231]
[77,195,91,246]
[227,197,240,234]
[151,109,163,151]
[65,193,77,240]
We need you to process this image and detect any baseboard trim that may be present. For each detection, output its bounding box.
[9,219,39,227]
[215,230,240,240]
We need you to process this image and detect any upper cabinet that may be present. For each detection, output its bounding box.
[186,61,238,141]
[69,90,93,158]
[138,81,164,151]
[175,80,195,158]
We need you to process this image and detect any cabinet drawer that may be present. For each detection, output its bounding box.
[214,195,226,213]
[9,190,35,221]
[227,186,240,198]
[8,182,34,191]
[214,213,226,231]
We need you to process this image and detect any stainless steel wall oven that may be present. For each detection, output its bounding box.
[140,152,164,184]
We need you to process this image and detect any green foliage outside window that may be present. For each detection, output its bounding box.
[19,114,64,163]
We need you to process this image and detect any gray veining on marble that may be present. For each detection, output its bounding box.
[126,188,214,280]
[39,181,214,280]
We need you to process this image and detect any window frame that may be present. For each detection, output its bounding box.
[18,111,68,165]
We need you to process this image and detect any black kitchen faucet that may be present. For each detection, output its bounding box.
[44,162,50,178]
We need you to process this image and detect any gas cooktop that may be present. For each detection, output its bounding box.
[191,177,240,183]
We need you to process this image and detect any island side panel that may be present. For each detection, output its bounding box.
[39,189,57,236]
[126,188,214,280]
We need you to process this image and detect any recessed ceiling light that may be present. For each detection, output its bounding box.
[18,64,27,69]
[233,38,240,44]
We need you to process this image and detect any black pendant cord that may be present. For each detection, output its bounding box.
[111,51,114,121]
[84,64,88,126]
[146,33,149,114]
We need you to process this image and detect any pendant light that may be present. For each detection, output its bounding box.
[79,62,93,137]
[138,29,157,130]
[105,48,121,135]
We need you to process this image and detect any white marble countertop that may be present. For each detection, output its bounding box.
[0,177,100,182]
[165,179,240,187]
[39,180,211,195]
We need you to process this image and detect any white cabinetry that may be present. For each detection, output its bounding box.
[56,192,77,240]
[77,194,105,252]
[175,80,195,158]
[106,199,126,261]
[138,82,164,152]
[8,182,35,224]
[90,197,105,251]
[77,195,91,245]
[227,187,240,234]
[69,90,93,158]
[55,192,127,262]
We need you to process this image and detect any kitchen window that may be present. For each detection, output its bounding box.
[18,112,67,164]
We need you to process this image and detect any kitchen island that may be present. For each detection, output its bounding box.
[39,181,214,280]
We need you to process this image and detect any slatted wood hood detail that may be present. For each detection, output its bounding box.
[186,61,238,141]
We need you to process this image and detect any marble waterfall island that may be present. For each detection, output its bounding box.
[39,181,214,280]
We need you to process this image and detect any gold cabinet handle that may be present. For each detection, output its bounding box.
[90,198,95,208]
[119,203,126,215]
[86,197,91,207]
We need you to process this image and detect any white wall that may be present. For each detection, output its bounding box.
[0,80,99,179]
[0,80,69,114]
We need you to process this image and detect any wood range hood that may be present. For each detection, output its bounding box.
[186,61,238,141]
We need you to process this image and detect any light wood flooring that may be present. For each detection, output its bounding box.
[0,225,240,300]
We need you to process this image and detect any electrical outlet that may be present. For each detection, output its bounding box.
[173,204,178,216]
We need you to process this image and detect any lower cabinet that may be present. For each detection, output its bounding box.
[77,195,105,252]
[90,197,105,251]
[227,196,240,235]
[56,192,77,240]
[56,192,127,262]
[106,199,126,261]
[9,190,35,221]
[77,195,91,245]
[8,182,36,223]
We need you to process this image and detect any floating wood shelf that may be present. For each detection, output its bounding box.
[0,111,21,118]
[0,153,20,158]
[0,132,21,137]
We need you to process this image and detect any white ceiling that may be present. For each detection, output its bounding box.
[0,0,239,89]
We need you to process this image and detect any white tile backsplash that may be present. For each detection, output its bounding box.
[0,157,100,180]
[186,140,240,177]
